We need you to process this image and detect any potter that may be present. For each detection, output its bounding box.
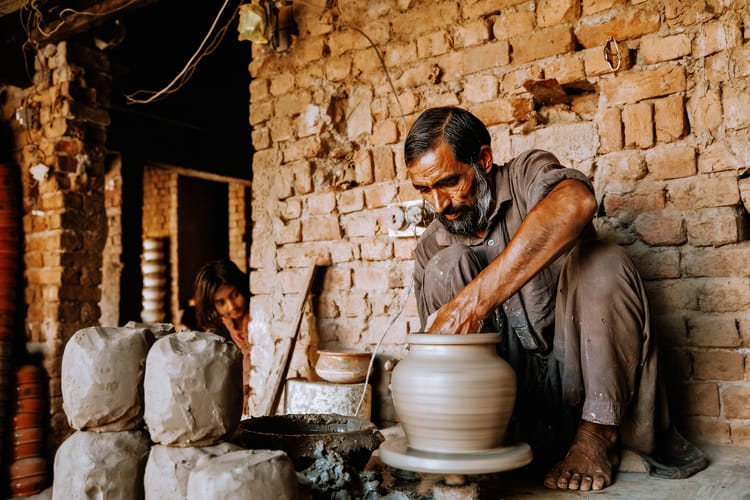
[402,107,707,491]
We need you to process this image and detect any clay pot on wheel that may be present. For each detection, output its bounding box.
[390,333,516,453]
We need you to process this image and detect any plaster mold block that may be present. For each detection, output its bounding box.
[144,442,243,500]
[186,449,299,500]
[144,330,242,446]
[52,430,150,500]
[61,326,154,431]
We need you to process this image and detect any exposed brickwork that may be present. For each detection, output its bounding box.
[247,0,750,444]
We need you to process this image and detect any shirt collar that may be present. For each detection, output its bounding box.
[433,163,510,247]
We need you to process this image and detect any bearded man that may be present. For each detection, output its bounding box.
[405,106,706,491]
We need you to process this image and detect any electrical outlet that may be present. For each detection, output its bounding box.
[387,200,434,238]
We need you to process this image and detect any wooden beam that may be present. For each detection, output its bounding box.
[31,0,158,44]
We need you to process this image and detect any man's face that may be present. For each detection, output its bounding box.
[408,142,492,236]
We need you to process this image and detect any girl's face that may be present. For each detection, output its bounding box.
[214,284,247,321]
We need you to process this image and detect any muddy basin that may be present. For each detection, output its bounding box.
[231,413,384,470]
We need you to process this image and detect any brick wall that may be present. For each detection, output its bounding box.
[247,0,750,444]
[6,41,112,446]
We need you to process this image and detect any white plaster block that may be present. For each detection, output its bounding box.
[144,330,243,446]
[284,379,371,419]
[144,442,243,500]
[52,430,150,500]
[61,326,153,431]
[186,449,299,500]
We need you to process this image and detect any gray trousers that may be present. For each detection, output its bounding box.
[418,239,664,459]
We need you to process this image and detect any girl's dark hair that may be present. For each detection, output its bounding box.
[404,106,491,166]
[193,259,249,332]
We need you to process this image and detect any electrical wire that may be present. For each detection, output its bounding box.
[124,0,235,104]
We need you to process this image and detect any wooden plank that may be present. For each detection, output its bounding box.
[259,264,318,417]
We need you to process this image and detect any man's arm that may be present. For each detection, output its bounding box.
[426,178,597,334]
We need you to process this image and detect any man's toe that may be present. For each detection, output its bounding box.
[579,476,593,491]
[556,471,572,489]
[567,473,581,490]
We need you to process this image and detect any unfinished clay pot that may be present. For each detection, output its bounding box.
[315,349,373,383]
[390,333,516,453]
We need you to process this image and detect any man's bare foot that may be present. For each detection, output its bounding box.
[543,421,620,491]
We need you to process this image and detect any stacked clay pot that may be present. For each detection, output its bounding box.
[0,162,22,459]
[9,365,49,497]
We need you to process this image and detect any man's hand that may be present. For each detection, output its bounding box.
[429,179,597,335]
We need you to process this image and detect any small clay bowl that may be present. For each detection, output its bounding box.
[13,411,43,429]
[14,426,44,445]
[9,457,47,479]
[315,349,373,384]
[16,365,45,384]
[10,472,47,497]
[17,382,45,399]
[16,397,45,414]
[13,441,43,461]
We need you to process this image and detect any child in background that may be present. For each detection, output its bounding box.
[193,259,251,353]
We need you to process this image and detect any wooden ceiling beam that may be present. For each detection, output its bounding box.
[30,0,158,45]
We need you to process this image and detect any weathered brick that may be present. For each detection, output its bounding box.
[251,127,271,150]
[283,136,323,163]
[392,2,460,35]
[639,33,691,64]
[686,313,742,348]
[634,213,686,246]
[274,219,301,244]
[626,245,680,280]
[416,30,452,58]
[269,73,294,96]
[358,236,394,261]
[597,150,645,182]
[722,385,750,419]
[622,102,654,149]
[458,41,511,74]
[537,0,580,27]
[600,65,686,106]
[722,84,750,131]
[372,147,395,182]
[510,25,575,65]
[602,188,665,218]
[581,0,625,16]
[462,74,499,103]
[275,90,312,117]
[686,207,745,247]
[645,142,695,180]
[322,265,352,291]
[280,199,302,220]
[668,173,739,209]
[269,116,294,142]
[353,148,374,185]
[576,5,660,48]
[683,243,750,281]
[301,215,341,241]
[393,238,416,260]
[683,417,731,445]
[571,93,598,120]
[341,211,378,237]
[730,422,750,446]
[679,382,720,416]
[249,100,272,125]
[385,42,417,67]
[492,8,536,40]
[644,279,699,313]
[325,54,352,82]
[453,19,491,48]
[352,262,395,290]
[306,192,336,215]
[654,95,687,143]
[462,0,529,18]
[597,107,623,153]
[364,182,398,209]
[249,78,269,102]
[582,45,634,76]
[699,277,750,312]
[543,54,585,84]
[338,188,365,214]
[329,240,359,263]
[693,19,742,58]
[687,87,722,137]
[370,120,400,145]
[291,160,313,195]
[501,66,544,94]
[693,350,744,381]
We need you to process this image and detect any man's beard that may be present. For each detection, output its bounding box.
[438,163,493,236]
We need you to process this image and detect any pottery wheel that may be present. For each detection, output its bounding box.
[378,437,532,475]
